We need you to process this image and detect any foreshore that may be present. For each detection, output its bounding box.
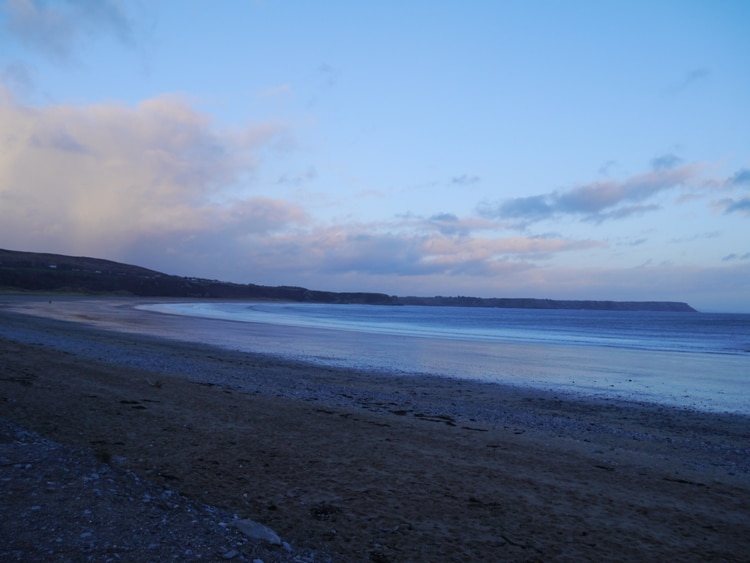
[1,296,749,561]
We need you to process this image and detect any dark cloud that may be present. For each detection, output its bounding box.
[30,129,90,154]
[671,68,710,95]
[670,231,720,243]
[651,153,682,170]
[1,61,35,96]
[487,194,553,220]
[714,169,750,214]
[722,252,750,262]
[729,169,750,187]
[598,160,617,177]
[228,197,309,234]
[306,63,342,108]
[429,213,458,222]
[319,232,432,276]
[583,204,661,224]
[721,197,750,215]
[69,0,133,45]
[428,213,465,236]
[618,238,647,247]
[2,0,134,61]
[480,164,697,225]
[276,166,317,186]
[451,174,480,186]
[318,63,341,87]
[683,68,710,85]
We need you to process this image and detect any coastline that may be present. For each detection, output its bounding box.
[1,296,749,561]
[5,294,748,415]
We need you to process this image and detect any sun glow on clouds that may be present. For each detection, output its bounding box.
[1,77,748,311]
[0,88,600,285]
[0,89,299,253]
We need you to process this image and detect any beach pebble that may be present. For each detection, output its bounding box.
[232,518,282,545]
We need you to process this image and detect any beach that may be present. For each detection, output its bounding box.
[1,296,749,561]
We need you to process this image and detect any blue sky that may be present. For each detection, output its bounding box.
[1,0,748,312]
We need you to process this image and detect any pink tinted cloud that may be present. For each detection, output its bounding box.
[0,90,295,256]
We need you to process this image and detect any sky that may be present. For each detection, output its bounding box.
[0,1,749,312]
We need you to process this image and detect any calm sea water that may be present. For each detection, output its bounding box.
[139,302,750,414]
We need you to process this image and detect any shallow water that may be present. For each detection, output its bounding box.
[138,302,750,414]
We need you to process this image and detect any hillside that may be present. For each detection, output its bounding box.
[0,249,395,305]
[0,248,697,311]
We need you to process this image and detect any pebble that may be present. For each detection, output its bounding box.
[232,518,282,545]
[0,419,321,562]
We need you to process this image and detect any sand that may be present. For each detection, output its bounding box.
[1,296,749,561]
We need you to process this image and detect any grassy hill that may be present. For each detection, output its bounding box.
[0,248,396,304]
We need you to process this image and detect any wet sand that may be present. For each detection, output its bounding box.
[1,295,749,561]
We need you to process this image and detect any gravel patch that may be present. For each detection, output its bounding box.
[0,418,326,562]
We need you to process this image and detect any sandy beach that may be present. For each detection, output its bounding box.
[1,296,749,561]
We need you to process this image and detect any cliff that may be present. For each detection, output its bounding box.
[396,295,697,312]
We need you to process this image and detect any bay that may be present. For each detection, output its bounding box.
[139,302,750,414]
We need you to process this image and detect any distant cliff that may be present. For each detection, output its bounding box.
[0,248,697,312]
[397,295,697,312]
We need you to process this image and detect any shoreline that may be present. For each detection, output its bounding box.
[2,298,749,446]
[3,294,748,415]
[1,297,750,560]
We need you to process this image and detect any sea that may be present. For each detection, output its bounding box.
[138,302,750,414]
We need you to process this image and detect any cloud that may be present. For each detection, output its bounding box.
[0,87,609,292]
[670,68,710,95]
[406,213,498,237]
[617,238,647,247]
[317,63,341,87]
[30,127,89,153]
[276,166,317,186]
[480,163,701,225]
[0,90,298,256]
[451,174,480,186]
[729,169,750,187]
[238,226,601,281]
[427,213,462,235]
[598,160,617,177]
[240,235,749,312]
[650,153,682,170]
[719,197,750,216]
[708,168,750,215]
[224,197,309,234]
[722,252,750,262]
[670,231,721,244]
[1,61,35,97]
[429,212,459,222]
[257,84,292,98]
[583,204,662,223]
[2,0,134,62]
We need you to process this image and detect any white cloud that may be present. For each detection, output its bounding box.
[0,90,299,256]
